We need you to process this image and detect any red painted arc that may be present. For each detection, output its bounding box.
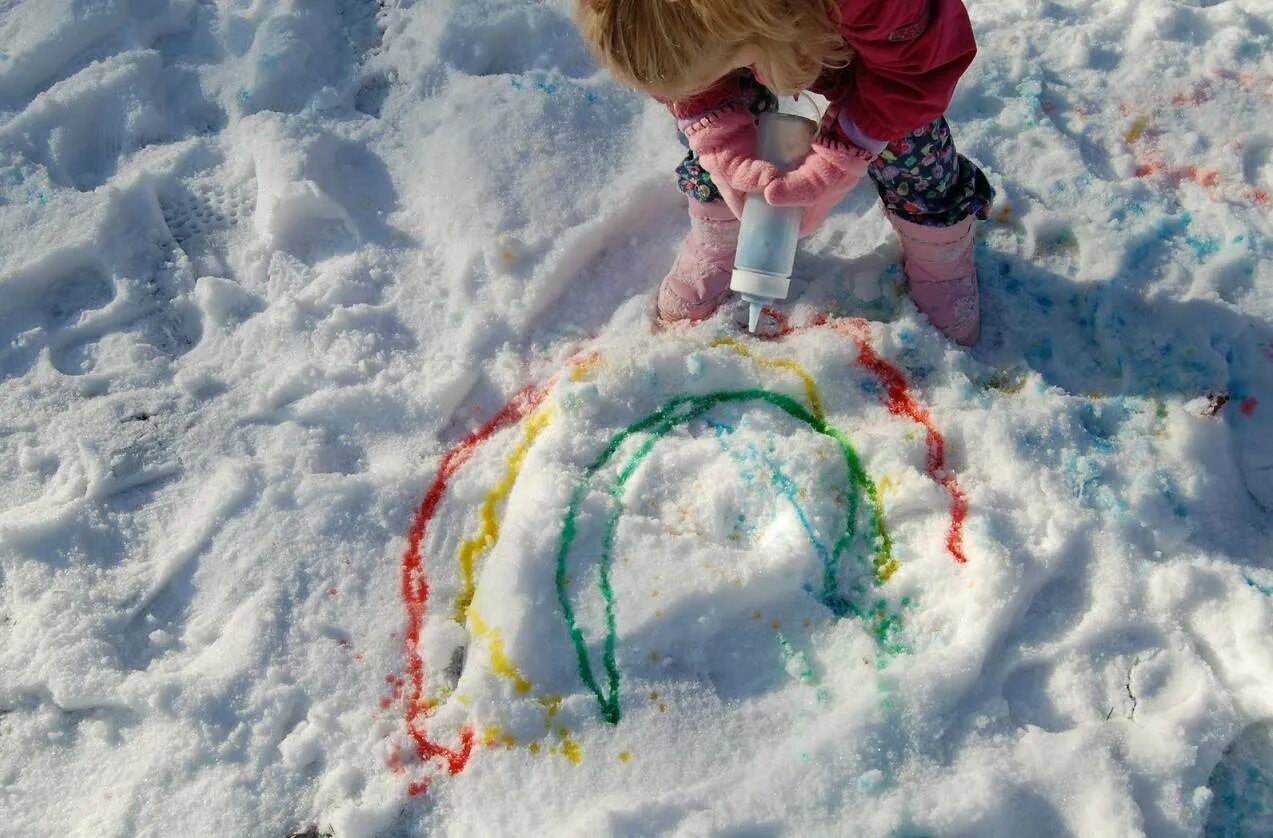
[399,381,553,793]
[849,335,969,564]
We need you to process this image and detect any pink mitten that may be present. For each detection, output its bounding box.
[763,138,874,236]
[683,106,782,219]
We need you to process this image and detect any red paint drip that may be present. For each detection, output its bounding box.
[398,381,552,794]
[1171,82,1212,107]
[847,335,969,563]
[1134,149,1268,211]
[1241,397,1259,417]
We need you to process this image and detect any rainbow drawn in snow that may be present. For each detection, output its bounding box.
[390,314,969,796]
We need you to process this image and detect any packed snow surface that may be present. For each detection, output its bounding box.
[1,0,1271,836]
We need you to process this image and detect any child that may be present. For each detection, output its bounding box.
[575,0,994,344]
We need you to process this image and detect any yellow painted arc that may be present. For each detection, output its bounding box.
[709,338,825,420]
[454,409,555,622]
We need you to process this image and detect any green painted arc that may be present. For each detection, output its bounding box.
[553,389,892,725]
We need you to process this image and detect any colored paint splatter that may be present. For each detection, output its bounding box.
[554,389,891,724]
[1118,77,1272,211]
[1132,149,1268,210]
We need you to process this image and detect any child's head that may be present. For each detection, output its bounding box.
[575,0,849,99]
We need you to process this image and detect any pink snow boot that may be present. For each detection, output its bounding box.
[888,214,981,346]
[657,199,740,323]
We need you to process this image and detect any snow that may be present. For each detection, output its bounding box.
[0,0,1270,835]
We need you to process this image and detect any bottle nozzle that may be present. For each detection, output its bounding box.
[748,301,763,334]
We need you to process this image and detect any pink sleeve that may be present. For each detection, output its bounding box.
[835,0,978,142]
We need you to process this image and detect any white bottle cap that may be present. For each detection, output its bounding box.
[730,268,791,301]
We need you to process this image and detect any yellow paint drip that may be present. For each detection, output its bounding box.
[538,695,562,718]
[711,338,825,419]
[454,409,554,621]
[483,725,518,748]
[468,608,533,694]
[569,353,604,382]
[1124,115,1150,144]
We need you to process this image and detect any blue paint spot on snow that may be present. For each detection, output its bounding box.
[1078,403,1118,453]
[1126,213,1192,265]
[1205,723,1273,838]
[1185,235,1220,262]
[1236,41,1262,60]
[705,418,735,434]
[1245,576,1273,597]
[1155,472,1189,520]
[1063,452,1102,498]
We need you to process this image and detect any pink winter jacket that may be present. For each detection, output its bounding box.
[667,0,978,143]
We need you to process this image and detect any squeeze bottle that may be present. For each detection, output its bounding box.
[731,98,820,333]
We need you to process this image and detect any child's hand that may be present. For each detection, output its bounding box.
[683,107,782,219]
[764,137,875,236]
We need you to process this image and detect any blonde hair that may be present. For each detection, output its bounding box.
[575,0,850,99]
